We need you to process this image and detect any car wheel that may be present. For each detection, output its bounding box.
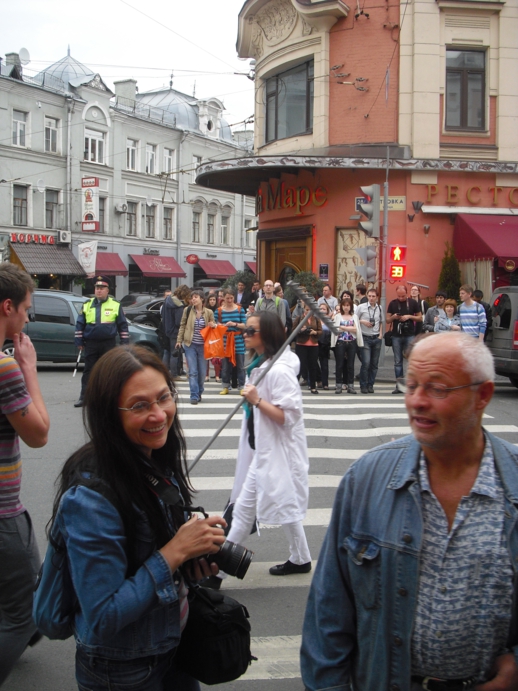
[141,320,158,328]
[2,343,15,357]
[509,376,518,389]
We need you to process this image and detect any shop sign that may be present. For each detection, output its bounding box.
[185,254,199,264]
[82,177,100,232]
[319,263,329,281]
[206,253,217,258]
[505,260,516,272]
[355,196,406,212]
[256,181,328,216]
[10,233,55,244]
[423,185,518,206]
[143,248,160,255]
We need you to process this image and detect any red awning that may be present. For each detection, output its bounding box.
[453,214,518,267]
[95,252,128,276]
[129,254,186,278]
[245,261,257,274]
[197,259,236,279]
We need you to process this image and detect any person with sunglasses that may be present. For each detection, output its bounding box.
[206,311,312,587]
[302,333,518,691]
[41,346,226,691]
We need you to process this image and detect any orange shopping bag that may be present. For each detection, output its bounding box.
[201,323,227,359]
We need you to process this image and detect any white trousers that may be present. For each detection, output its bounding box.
[226,457,311,566]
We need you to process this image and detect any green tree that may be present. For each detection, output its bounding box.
[284,271,324,306]
[438,242,461,300]
[222,270,256,291]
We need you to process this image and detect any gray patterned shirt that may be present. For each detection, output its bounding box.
[411,440,513,680]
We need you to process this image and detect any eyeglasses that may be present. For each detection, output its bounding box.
[396,378,485,399]
[119,391,177,414]
[243,327,260,336]
[264,284,273,288]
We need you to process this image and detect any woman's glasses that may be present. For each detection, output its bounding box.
[243,327,260,337]
[119,391,177,414]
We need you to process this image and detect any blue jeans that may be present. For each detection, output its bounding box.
[221,353,245,389]
[183,342,206,401]
[76,648,200,691]
[0,511,41,685]
[359,335,382,389]
[392,335,415,379]
[162,336,179,377]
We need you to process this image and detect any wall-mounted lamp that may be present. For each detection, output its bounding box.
[423,225,430,236]
[412,201,424,213]
[407,214,415,222]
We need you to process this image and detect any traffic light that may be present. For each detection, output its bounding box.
[389,245,407,280]
[356,246,377,282]
[359,184,381,238]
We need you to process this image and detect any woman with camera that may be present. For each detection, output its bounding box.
[43,346,226,691]
[206,311,312,587]
[176,291,215,405]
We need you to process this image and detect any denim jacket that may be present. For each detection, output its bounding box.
[57,484,181,660]
[301,432,518,691]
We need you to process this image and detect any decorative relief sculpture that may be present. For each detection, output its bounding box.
[255,0,298,46]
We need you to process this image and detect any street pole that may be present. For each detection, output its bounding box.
[379,146,390,366]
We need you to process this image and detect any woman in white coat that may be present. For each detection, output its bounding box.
[206,311,311,587]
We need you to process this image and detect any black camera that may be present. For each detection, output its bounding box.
[172,345,184,358]
[206,540,254,580]
[369,318,376,326]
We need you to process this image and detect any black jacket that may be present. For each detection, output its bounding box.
[161,296,185,340]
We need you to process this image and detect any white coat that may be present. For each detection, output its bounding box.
[229,348,309,525]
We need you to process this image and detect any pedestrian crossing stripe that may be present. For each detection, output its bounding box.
[246,635,302,680]
[192,475,343,490]
[187,448,368,460]
[179,412,493,422]
[216,562,316,591]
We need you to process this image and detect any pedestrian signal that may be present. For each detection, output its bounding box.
[389,245,407,280]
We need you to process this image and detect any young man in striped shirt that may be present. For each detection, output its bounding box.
[0,264,50,684]
[458,284,487,341]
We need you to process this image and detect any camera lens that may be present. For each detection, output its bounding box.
[207,540,254,579]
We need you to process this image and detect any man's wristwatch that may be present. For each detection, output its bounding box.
[255,398,262,408]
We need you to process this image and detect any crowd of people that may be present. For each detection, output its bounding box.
[2,262,515,691]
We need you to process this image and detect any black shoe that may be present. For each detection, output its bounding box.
[368,386,374,393]
[190,399,198,405]
[202,575,222,590]
[74,398,84,408]
[269,560,312,576]
[392,388,403,394]
[361,388,369,394]
[310,389,319,395]
[347,387,357,395]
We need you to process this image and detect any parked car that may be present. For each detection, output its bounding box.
[1,290,161,362]
[193,279,222,290]
[123,297,165,329]
[120,293,156,308]
[485,286,518,388]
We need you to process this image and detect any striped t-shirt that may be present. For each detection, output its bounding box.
[0,355,32,518]
[458,301,487,338]
[216,307,246,354]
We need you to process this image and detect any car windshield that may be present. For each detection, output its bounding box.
[72,301,87,315]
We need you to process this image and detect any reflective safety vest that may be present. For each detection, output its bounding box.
[83,297,121,325]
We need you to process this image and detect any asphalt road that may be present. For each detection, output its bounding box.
[4,362,518,691]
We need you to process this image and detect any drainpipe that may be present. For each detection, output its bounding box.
[66,97,72,233]
[241,193,245,269]
[176,133,188,288]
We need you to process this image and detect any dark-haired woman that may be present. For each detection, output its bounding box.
[293,304,322,394]
[332,297,363,394]
[208,311,311,587]
[206,294,222,382]
[41,346,226,690]
[176,291,215,405]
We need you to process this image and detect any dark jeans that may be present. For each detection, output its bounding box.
[162,335,179,377]
[392,335,415,379]
[80,338,117,399]
[222,353,245,389]
[335,340,356,387]
[295,345,319,388]
[76,648,200,691]
[359,335,382,389]
[0,511,41,685]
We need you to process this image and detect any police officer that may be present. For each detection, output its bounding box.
[74,276,129,407]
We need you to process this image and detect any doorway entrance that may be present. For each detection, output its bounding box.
[258,226,312,285]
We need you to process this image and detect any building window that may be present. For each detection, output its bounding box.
[221,216,229,245]
[146,144,156,174]
[142,204,155,238]
[192,211,200,242]
[45,117,58,153]
[45,190,59,229]
[207,215,215,244]
[12,110,27,147]
[163,207,173,240]
[265,60,314,143]
[446,50,485,131]
[126,202,137,236]
[127,139,137,170]
[84,129,105,163]
[13,185,28,226]
[164,148,175,174]
[192,155,202,182]
[99,197,106,233]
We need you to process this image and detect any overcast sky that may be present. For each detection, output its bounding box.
[4,0,254,129]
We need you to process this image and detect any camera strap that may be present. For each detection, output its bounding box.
[143,472,208,518]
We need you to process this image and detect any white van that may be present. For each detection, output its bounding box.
[485,286,518,388]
